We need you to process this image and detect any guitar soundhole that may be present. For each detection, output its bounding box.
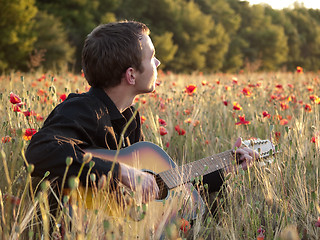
[143,170,169,200]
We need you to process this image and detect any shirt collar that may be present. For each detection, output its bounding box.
[88,87,137,136]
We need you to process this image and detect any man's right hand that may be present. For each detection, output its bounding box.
[120,163,159,203]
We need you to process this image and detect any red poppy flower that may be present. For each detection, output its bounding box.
[275,84,283,89]
[223,100,228,106]
[158,118,167,126]
[36,114,44,121]
[60,93,67,102]
[2,136,11,143]
[23,128,37,141]
[184,118,192,124]
[13,105,21,112]
[140,116,146,124]
[23,110,32,117]
[233,102,242,111]
[159,126,168,136]
[10,92,21,104]
[262,111,271,118]
[296,66,303,73]
[235,115,251,125]
[242,87,251,96]
[175,125,186,135]
[201,80,207,86]
[288,83,294,88]
[280,103,289,110]
[185,84,197,95]
[311,136,317,144]
[304,104,312,112]
[307,86,313,92]
[224,85,231,91]
[216,80,220,85]
[279,119,288,125]
[232,77,238,84]
[184,109,191,115]
[180,218,191,233]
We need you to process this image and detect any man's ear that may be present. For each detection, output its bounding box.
[125,67,136,85]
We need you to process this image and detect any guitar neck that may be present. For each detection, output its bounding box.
[158,149,234,189]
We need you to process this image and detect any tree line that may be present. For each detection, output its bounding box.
[1,0,320,74]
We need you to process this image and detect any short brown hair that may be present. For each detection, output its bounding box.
[82,21,150,89]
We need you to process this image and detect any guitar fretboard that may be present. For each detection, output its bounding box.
[158,150,234,189]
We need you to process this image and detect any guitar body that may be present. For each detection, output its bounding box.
[85,142,205,239]
[81,139,274,238]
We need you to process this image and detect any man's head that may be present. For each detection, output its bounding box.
[82,21,151,89]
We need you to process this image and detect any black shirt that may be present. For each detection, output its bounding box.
[25,87,143,187]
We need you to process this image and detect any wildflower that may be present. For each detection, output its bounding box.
[257,227,265,240]
[280,102,289,110]
[180,218,191,233]
[262,111,271,118]
[23,110,32,117]
[242,87,251,96]
[233,102,242,111]
[175,125,186,136]
[158,118,167,126]
[296,66,303,73]
[2,136,11,143]
[140,97,147,104]
[275,84,283,89]
[193,120,200,127]
[35,114,44,121]
[235,115,251,125]
[224,85,231,91]
[184,118,192,124]
[165,142,170,148]
[60,93,67,102]
[183,109,191,115]
[275,132,281,142]
[287,83,294,88]
[140,116,146,124]
[215,79,220,85]
[23,128,37,141]
[159,126,168,136]
[185,84,197,95]
[205,140,210,145]
[10,92,21,104]
[201,80,207,86]
[223,100,228,106]
[279,119,288,125]
[307,86,313,92]
[311,136,317,144]
[232,77,238,84]
[304,104,312,112]
[13,105,21,112]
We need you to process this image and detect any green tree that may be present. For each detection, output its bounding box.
[31,11,75,72]
[284,7,320,71]
[36,0,119,71]
[0,0,37,72]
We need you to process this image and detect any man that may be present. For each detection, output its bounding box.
[26,21,257,207]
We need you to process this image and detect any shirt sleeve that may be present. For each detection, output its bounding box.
[25,98,121,189]
[202,170,224,193]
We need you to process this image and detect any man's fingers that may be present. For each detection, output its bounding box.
[233,137,242,149]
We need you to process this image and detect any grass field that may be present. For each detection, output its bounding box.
[0,69,319,239]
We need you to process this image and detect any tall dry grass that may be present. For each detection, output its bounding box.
[0,70,319,239]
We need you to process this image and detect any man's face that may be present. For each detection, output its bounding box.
[134,34,161,94]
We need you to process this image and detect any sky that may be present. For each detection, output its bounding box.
[246,0,320,9]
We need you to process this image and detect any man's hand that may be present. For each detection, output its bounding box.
[230,137,260,172]
[120,163,159,203]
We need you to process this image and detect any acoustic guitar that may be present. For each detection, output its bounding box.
[82,139,276,239]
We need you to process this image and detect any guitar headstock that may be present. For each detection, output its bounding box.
[242,139,279,165]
